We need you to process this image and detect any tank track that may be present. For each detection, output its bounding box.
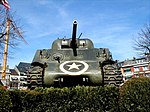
[103,64,123,86]
[26,64,122,89]
[27,66,43,89]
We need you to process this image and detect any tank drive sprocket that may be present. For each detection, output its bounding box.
[103,64,122,86]
[27,66,43,89]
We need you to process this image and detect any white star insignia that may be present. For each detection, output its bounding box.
[66,63,82,70]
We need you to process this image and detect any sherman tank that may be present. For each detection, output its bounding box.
[27,20,123,89]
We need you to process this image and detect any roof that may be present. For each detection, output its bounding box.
[16,62,31,73]
[117,56,150,68]
[10,69,18,75]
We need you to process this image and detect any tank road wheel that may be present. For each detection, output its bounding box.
[27,66,43,89]
[103,64,123,86]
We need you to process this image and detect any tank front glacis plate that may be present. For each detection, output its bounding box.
[59,60,89,75]
[42,49,104,86]
[44,60,102,86]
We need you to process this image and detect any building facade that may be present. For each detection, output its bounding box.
[0,65,10,88]
[118,57,150,81]
[9,62,31,89]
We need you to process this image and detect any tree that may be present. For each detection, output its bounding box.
[133,24,150,56]
[0,5,27,79]
[0,6,27,58]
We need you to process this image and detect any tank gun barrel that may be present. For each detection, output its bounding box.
[71,20,77,56]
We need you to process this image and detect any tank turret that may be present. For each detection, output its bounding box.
[27,20,123,89]
[51,20,94,50]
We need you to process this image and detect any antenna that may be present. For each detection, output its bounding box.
[78,33,82,39]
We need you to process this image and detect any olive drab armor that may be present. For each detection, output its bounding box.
[27,20,123,89]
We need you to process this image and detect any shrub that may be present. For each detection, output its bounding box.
[34,87,72,112]
[0,86,12,112]
[9,89,43,112]
[34,86,119,112]
[119,77,150,112]
[9,90,26,112]
[2,77,150,111]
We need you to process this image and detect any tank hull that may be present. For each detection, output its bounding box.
[43,60,103,86]
[26,21,123,89]
[34,48,104,86]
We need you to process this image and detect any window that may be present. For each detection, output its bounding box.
[20,77,25,81]
[145,74,150,77]
[134,67,139,72]
[11,77,18,80]
[124,68,131,73]
[142,66,148,71]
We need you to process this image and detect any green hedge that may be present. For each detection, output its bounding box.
[7,86,119,112]
[0,86,12,112]
[34,86,119,112]
[0,77,150,112]
[119,77,150,112]
[9,89,42,112]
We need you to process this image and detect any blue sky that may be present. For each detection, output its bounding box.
[3,0,150,68]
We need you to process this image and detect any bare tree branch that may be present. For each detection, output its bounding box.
[0,6,27,59]
[133,23,150,56]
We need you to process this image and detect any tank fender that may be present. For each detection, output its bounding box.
[31,62,47,68]
[101,60,115,66]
